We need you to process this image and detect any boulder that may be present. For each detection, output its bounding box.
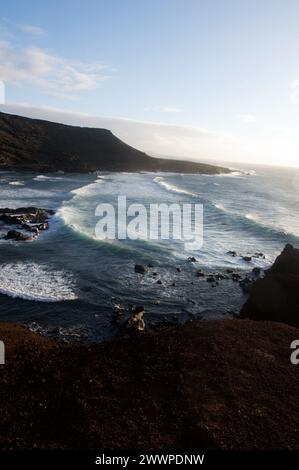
[196,269,205,277]
[126,306,145,332]
[22,224,39,234]
[227,250,238,257]
[134,264,147,274]
[5,230,34,241]
[240,244,299,326]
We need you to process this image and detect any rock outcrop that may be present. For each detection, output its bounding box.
[0,207,54,241]
[240,244,299,326]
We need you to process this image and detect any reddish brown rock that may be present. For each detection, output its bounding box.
[1,319,299,450]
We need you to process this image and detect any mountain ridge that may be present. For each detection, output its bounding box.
[0,111,230,174]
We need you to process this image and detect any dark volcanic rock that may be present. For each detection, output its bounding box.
[240,244,299,326]
[134,264,148,274]
[1,207,54,241]
[227,250,238,257]
[252,267,262,276]
[1,319,299,450]
[196,269,205,277]
[5,230,34,241]
[239,277,253,293]
[126,306,145,332]
[0,112,230,174]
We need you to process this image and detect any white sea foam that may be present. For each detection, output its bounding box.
[153,176,197,197]
[33,175,51,181]
[214,203,226,211]
[246,213,259,222]
[9,181,24,186]
[70,178,105,196]
[0,262,78,302]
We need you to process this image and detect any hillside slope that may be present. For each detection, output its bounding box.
[0,112,229,174]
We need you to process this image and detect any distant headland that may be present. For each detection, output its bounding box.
[0,111,230,174]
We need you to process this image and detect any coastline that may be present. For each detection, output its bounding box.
[0,235,298,450]
[0,111,230,175]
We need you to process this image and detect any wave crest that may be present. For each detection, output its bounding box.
[153,176,197,197]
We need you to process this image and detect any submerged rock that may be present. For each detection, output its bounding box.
[239,277,253,293]
[252,267,261,276]
[227,250,238,257]
[134,264,148,274]
[196,269,205,277]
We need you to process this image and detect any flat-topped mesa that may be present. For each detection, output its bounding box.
[0,111,230,174]
[240,244,299,326]
[0,207,54,241]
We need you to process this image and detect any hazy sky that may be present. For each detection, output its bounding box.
[1,0,299,167]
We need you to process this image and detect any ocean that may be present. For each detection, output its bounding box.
[0,164,298,341]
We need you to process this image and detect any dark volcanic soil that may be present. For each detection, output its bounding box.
[1,319,298,450]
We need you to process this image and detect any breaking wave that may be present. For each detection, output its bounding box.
[0,262,78,302]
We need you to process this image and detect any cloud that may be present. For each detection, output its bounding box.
[0,102,237,162]
[290,80,299,104]
[0,41,110,97]
[2,102,299,167]
[19,24,45,35]
[160,106,182,113]
[237,113,256,123]
[144,105,182,114]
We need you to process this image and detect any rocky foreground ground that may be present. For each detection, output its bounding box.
[0,244,299,450]
[0,318,299,450]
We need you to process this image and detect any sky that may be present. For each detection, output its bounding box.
[1,0,299,167]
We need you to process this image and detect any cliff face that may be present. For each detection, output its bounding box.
[240,244,299,326]
[0,112,229,174]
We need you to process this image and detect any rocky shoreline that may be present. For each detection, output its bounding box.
[0,207,55,241]
[0,244,299,450]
